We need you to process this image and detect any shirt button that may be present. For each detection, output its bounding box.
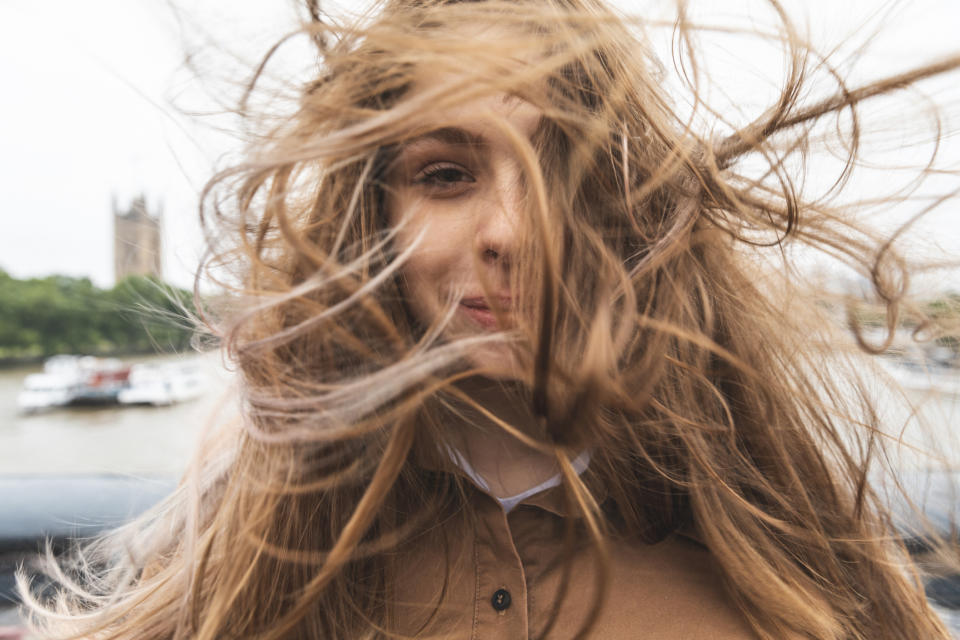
[491,588,512,612]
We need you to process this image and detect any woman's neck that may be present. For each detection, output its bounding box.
[444,376,560,499]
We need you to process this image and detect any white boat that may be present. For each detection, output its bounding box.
[17,355,129,411]
[117,361,207,406]
[878,357,960,396]
[16,371,83,410]
[18,355,206,411]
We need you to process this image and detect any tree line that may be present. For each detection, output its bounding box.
[0,270,197,363]
[1,267,955,365]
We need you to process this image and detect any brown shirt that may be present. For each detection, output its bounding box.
[392,476,758,639]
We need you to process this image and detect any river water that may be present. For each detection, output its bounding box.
[0,352,237,476]
[0,353,957,476]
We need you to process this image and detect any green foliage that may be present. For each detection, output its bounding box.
[926,293,960,357]
[926,293,960,319]
[0,269,197,361]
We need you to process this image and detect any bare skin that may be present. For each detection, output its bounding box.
[386,92,559,498]
[444,376,560,498]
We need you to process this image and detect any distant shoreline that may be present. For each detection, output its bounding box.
[0,348,197,370]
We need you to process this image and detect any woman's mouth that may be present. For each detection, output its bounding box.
[459,296,512,329]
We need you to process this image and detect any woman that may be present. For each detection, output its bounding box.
[20,0,960,638]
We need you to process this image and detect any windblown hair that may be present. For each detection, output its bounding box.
[20,0,960,638]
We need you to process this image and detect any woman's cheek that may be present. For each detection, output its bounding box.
[401,260,435,324]
[401,243,454,326]
[392,194,475,327]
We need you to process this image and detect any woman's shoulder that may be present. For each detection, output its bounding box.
[592,531,761,639]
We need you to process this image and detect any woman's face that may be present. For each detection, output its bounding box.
[386,92,542,375]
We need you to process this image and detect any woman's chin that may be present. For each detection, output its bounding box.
[463,344,524,381]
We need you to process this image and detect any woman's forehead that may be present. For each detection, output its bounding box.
[398,92,544,151]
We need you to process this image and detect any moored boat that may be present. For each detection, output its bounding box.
[117,361,207,406]
[17,355,206,411]
[877,357,960,396]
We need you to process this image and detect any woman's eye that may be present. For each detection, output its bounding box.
[413,163,475,194]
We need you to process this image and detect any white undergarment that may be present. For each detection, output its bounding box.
[446,446,592,513]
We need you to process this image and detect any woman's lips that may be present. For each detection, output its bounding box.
[459,297,512,329]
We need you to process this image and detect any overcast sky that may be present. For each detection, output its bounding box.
[2,0,958,291]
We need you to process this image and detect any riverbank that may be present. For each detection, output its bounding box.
[0,347,202,370]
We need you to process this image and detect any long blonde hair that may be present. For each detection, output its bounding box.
[20,0,960,638]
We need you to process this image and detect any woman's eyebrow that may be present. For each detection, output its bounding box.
[396,117,547,156]
[400,127,486,150]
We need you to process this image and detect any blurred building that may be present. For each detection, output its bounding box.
[113,195,162,283]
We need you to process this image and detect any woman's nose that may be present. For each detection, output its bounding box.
[475,168,523,267]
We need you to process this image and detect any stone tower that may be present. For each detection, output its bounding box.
[113,194,163,283]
